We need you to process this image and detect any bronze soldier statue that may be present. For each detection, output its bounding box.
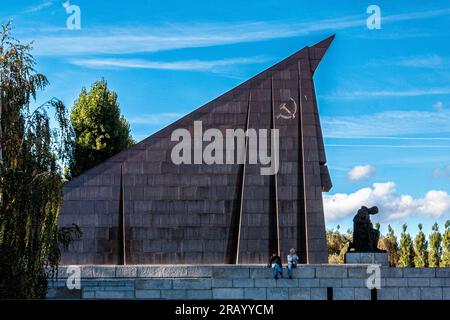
[348,206,384,252]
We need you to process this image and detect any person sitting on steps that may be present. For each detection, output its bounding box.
[268,252,283,279]
[287,248,299,279]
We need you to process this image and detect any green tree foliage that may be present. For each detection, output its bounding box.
[398,224,413,267]
[0,23,75,298]
[441,220,450,267]
[69,79,134,177]
[379,225,400,267]
[327,222,450,268]
[413,224,428,267]
[428,222,442,267]
[327,225,352,263]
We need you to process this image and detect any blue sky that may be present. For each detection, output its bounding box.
[3,0,450,237]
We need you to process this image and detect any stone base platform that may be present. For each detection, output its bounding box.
[47,265,450,300]
[345,252,389,266]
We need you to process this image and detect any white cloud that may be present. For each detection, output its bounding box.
[434,101,445,111]
[348,165,375,181]
[432,165,450,178]
[69,56,270,72]
[324,182,450,222]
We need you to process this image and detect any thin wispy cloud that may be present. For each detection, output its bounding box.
[367,54,448,69]
[69,56,271,72]
[24,21,339,56]
[374,155,450,167]
[326,136,450,141]
[322,109,450,138]
[432,165,450,179]
[355,30,449,40]
[382,7,450,23]
[23,0,55,14]
[23,7,450,57]
[326,144,450,149]
[129,113,185,125]
[396,55,446,68]
[324,87,450,99]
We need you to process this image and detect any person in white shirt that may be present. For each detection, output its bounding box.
[287,248,299,279]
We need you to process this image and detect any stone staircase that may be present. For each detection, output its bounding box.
[47,265,450,300]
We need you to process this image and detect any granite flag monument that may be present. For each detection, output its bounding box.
[59,35,335,265]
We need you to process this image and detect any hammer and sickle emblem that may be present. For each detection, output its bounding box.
[276,97,297,120]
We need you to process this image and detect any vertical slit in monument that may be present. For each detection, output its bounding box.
[327,287,333,301]
[118,164,126,265]
[268,76,280,257]
[371,288,378,301]
[297,60,309,264]
[225,91,252,264]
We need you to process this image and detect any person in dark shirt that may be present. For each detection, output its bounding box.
[268,252,283,279]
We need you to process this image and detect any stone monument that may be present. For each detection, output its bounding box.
[58,35,335,265]
[345,206,388,266]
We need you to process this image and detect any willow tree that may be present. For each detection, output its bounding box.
[0,23,74,298]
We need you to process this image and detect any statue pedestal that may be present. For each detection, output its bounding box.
[344,252,389,266]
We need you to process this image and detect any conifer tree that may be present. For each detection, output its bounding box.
[428,222,442,267]
[398,224,413,267]
[413,224,428,267]
[327,225,349,263]
[379,225,400,267]
[441,220,450,267]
